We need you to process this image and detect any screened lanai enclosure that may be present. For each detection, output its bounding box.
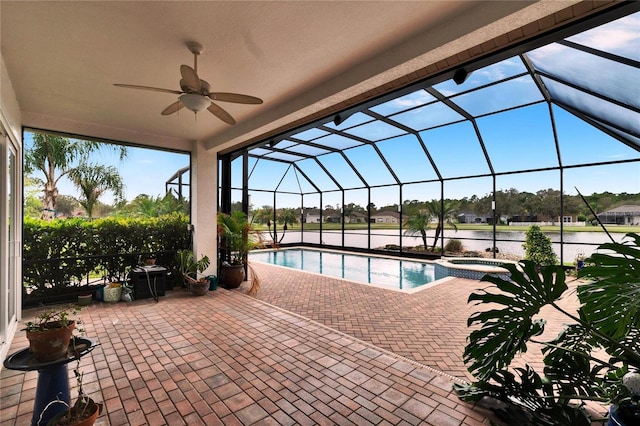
[219,6,640,265]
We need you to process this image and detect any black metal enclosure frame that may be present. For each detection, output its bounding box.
[219,3,640,265]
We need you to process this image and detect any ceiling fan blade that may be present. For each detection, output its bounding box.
[114,83,182,95]
[207,103,236,125]
[180,65,201,92]
[161,100,184,115]
[208,92,263,104]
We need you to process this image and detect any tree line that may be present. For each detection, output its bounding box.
[400,189,640,224]
[246,189,640,227]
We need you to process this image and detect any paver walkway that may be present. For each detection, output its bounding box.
[1,286,491,425]
[1,260,608,425]
[246,262,584,381]
[246,263,478,381]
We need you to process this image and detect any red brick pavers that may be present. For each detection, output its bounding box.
[1,288,492,425]
[245,262,609,420]
[247,262,592,382]
[247,263,478,381]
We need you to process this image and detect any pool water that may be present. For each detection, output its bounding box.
[249,248,435,290]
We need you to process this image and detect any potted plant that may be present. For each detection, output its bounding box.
[24,305,80,363]
[455,233,640,425]
[176,249,211,296]
[43,333,103,426]
[217,211,259,290]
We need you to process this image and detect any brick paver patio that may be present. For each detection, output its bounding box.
[246,262,586,382]
[0,260,608,425]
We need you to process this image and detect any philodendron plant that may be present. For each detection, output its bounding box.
[176,249,210,285]
[455,233,640,426]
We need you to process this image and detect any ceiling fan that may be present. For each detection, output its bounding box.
[114,41,263,125]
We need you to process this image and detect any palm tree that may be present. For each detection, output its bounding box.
[24,133,127,220]
[278,208,299,228]
[403,210,433,250]
[123,193,188,217]
[252,206,273,224]
[127,195,157,217]
[68,164,124,220]
[426,200,458,251]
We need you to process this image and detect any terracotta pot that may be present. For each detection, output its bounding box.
[27,321,75,362]
[219,264,245,289]
[48,398,102,426]
[190,281,209,296]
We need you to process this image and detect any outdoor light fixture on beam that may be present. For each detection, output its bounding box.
[453,68,470,85]
[333,110,357,126]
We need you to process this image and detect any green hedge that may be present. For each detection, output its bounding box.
[23,213,190,298]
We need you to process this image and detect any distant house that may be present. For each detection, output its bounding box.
[558,215,580,224]
[371,211,400,224]
[598,205,640,225]
[304,208,322,223]
[303,208,346,223]
[457,212,491,224]
[345,212,367,223]
[511,214,538,223]
[325,212,342,223]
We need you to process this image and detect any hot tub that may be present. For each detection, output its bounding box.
[433,257,515,281]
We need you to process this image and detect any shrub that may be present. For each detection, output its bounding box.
[22,213,190,299]
[522,224,558,266]
[444,239,464,253]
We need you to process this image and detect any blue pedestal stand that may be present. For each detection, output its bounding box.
[33,363,71,425]
[3,337,95,426]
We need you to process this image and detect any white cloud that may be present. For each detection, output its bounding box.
[389,90,433,109]
[568,13,639,58]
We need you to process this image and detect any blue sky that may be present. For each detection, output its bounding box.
[242,93,640,209]
[23,132,190,204]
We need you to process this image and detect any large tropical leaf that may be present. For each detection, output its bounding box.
[578,233,640,367]
[455,366,591,426]
[464,261,568,380]
[541,324,603,402]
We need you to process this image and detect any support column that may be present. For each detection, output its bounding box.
[192,140,218,277]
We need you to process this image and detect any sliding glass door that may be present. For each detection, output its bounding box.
[1,133,19,349]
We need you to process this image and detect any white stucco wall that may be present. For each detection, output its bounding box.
[0,51,23,364]
[1,54,22,144]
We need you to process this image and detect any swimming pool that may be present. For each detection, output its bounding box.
[249,248,435,291]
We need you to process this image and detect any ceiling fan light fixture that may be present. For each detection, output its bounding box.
[115,42,261,124]
[180,93,211,113]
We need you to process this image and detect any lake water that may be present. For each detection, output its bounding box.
[266,228,629,263]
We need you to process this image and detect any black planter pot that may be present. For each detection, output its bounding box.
[219,264,245,289]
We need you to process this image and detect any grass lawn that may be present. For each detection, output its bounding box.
[253,222,639,233]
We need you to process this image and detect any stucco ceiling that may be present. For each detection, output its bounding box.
[1,1,595,153]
